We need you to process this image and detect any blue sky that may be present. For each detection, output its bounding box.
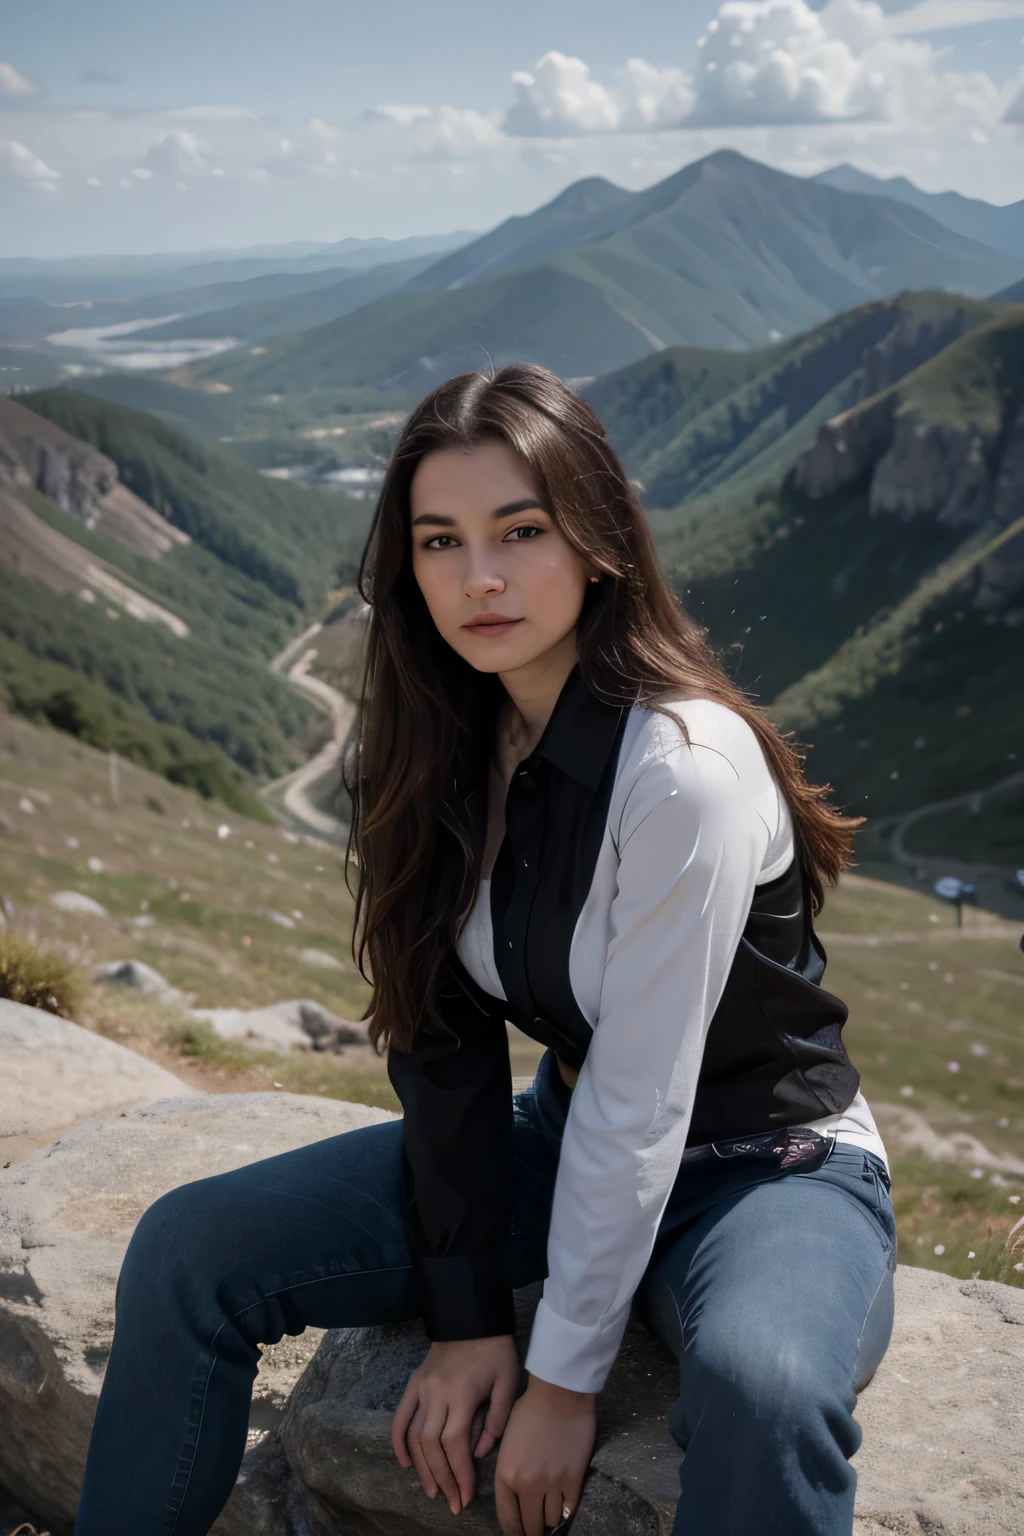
[3,0,1024,256]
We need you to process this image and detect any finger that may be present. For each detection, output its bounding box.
[517,1483,546,1536]
[419,1411,463,1514]
[495,1474,527,1536]
[406,1409,439,1500]
[469,1401,488,1458]
[476,1376,517,1458]
[440,1409,478,1509]
[544,1486,571,1532]
[391,1382,419,1469]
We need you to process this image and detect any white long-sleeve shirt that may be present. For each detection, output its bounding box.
[456,693,887,1393]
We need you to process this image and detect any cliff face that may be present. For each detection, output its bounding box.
[790,315,1024,615]
[0,396,187,559]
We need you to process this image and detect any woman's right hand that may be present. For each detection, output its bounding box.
[392,1335,520,1515]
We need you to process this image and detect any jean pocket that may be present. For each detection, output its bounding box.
[866,1158,898,1260]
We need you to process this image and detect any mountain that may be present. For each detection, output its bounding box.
[196,150,1024,396]
[588,301,1024,842]
[0,232,476,304]
[131,255,441,345]
[586,290,1005,532]
[994,277,1024,303]
[814,164,1024,260]
[0,391,369,811]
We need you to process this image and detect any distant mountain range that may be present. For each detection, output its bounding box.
[814,164,1024,260]
[190,149,1024,394]
[0,231,477,305]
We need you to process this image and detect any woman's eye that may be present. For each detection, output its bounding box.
[504,525,542,541]
[424,535,457,549]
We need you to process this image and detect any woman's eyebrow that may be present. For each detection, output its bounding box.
[411,498,546,528]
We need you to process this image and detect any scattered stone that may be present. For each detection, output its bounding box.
[17,797,35,816]
[0,1000,200,1167]
[86,857,104,874]
[189,999,368,1054]
[91,959,185,1006]
[49,892,107,919]
[298,948,343,970]
[0,1092,395,1533]
[266,911,296,929]
[871,1101,1024,1180]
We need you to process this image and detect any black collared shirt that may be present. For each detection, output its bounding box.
[388,665,865,1392]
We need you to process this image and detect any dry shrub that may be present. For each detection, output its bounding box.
[0,930,84,1018]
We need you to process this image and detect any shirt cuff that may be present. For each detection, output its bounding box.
[523,1296,630,1394]
[415,1251,515,1341]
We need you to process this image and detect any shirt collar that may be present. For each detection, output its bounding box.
[532,664,628,792]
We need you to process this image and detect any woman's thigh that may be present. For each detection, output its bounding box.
[639,1144,898,1439]
[118,1088,556,1345]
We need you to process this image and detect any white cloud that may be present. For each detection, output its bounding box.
[143,129,206,178]
[686,1,1006,127]
[0,62,39,98]
[505,51,695,135]
[884,2,1024,33]
[6,139,60,181]
[1004,70,1024,120]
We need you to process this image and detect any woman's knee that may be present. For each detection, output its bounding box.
[683,1314,854,1427]
[117,1175,228,1309]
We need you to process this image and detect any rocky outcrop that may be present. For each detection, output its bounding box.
[0,1091,396,1535]
[0,395,188,560]
[213,1264,1024,1536]
[1,1069,1022,1534]
[790,316,1024,612]
[0,1000,200,1165]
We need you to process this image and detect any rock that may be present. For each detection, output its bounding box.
[871,1100,1024,1180]
[298,948,344,970]
[0,1092,396,1534]
[188,999,369,1054]
[0,1000,200,1165]
[91,959,186,1006]
[49,891,107,919]
[228,1265,1024,1536]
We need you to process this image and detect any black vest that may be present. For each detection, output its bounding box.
[448,665,860,1147]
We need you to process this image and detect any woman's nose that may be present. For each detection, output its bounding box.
[463,553,506,598]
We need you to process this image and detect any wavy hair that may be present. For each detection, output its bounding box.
[345,363,864,1052]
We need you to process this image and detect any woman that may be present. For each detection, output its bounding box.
[75,363,896,1536]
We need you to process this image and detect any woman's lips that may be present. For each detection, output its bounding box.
[462,616,524,636]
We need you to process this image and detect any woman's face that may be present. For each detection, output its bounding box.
[409,439,592,677]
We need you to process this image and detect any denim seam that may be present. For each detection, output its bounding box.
[853,1257,891,1395]
[165,1258,415,1530]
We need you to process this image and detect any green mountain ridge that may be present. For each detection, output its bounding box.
[193,151,1024,398]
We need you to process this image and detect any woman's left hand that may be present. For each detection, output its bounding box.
[494,1374,596,1536]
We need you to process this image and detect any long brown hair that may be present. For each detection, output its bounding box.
[346,363,863,1052]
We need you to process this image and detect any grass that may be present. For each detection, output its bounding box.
[0,928,83,1017]
[1,705,1022,1284]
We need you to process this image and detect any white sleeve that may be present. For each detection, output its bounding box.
[523,735,772,1394]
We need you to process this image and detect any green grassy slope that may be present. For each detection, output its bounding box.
[0,392,371,808]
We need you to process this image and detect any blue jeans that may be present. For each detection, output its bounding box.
[76,1054,896,1535]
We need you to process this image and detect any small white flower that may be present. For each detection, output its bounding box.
[946,1061,960,1073]
[217,824,231,840]
[933,1244,945,1256]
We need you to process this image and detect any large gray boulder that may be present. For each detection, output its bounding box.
[0,999,201,1165]
[216,1264,1024,1536]
[0,1091,396,1535]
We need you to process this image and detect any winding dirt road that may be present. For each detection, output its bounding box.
[264,624,355,843]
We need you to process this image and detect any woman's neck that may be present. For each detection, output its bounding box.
[497,634,578,759]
